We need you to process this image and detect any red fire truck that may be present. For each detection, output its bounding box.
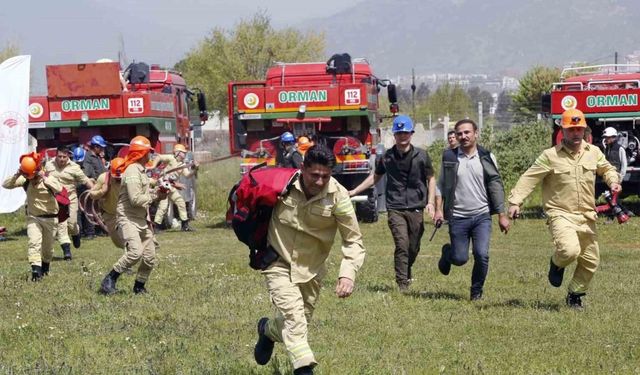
[28,61,206,155]
[28,61,207,220]
[227,54,397,222]
[547,64,640,195]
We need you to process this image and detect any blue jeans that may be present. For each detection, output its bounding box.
[447,212,492,294]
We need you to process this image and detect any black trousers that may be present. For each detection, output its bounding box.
[387,209,425,284]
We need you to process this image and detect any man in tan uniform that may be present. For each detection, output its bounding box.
[253,146,366,375]
[149,143,197,232]
[100,136,166,295]
[45,145,94,260]
[88,157,125,249]
[508,109,621,309]
[3,152,62,281]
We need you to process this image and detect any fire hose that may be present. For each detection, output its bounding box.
[78,190,109,232]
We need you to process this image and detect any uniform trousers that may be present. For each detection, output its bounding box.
[262,261,321,370]
[27,216,58,266]
[113,220,156,282]
[154,189,188,224]
[56,196,79,244]
[103,212,125,249]
[548,215,599,293]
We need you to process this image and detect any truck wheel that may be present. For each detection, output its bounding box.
[355,188,378,223]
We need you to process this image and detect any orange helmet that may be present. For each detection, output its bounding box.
[109,157,125,179]
[297,136,314,154]
[561,109,587,128]
[19,152,41,179]
[129,136,154,153]
[173,143,187,154]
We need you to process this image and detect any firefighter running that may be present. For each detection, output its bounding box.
[253,145,366,375]
[2,152,63,281]
[508,109,621,309]
[99,136,167,295]
[44,145,94,260]
[150,143,198,232]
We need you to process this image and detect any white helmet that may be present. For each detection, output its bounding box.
[603,127,618,137]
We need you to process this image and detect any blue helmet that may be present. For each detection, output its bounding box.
[72,146,86,162]
[392,115,414,133]
[280,132,295,143]
[90,135,107,148]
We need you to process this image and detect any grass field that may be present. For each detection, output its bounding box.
[1,160,639,374]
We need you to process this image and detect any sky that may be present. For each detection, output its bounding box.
[1,0,362,94]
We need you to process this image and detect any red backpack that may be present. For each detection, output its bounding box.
[227,163,300,270]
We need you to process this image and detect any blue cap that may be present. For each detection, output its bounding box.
[392,115,414,133]
[72,146,85,162]
[90,135,107,148]
[280,132,295,143]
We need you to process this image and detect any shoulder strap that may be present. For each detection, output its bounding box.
[443,148,458,162]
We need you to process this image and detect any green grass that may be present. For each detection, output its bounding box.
[1,162,639,374]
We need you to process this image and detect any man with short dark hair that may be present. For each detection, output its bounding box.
[508,109,620,309]
[350,114,436,291]
[253,145,365,375]
[434,119,510,301]
[447,130,459,149]
[45,145,93,259]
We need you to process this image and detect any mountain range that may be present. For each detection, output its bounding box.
[306,0,640,77]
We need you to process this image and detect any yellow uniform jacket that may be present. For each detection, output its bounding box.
[267,176,366,283]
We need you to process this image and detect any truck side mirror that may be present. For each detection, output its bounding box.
[197,92,208,125]
[387,83,399,114]
[387,83,398,104]
[541,93,551,114]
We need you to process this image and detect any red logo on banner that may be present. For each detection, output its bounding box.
[0,111,27,144]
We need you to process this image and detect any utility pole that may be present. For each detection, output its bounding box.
[443,114,449,142]
[615,51,618,72]
[478,101,483,131]
[411,68,416,120]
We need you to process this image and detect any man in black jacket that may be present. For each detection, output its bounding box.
[350,115,436,291]
[434,119,510,301]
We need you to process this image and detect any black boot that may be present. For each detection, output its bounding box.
[133,280,148,294]
[293,366,314,375]
[31,265,42,282]
[566,292,586,310]
[181,220,194,232]
[71,234,81,249]
[254,317,274,365]
[61,243,72,261]
[100,269,121,295]
[41,262,50,276]
[548,257,564,287]
[153,223,163,234]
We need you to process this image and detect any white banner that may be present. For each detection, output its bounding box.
[0,55,31,213]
